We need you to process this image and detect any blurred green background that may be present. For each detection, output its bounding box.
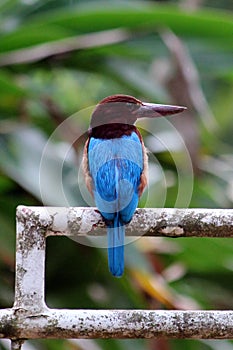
[0,0,233,349]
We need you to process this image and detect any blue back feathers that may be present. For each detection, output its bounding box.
[88,132,143,277]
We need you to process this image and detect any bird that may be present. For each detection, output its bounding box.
[82,94,186,277]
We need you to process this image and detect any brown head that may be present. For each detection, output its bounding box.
[89,94,186,138]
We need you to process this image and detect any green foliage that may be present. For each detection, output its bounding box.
[0,0,233,349]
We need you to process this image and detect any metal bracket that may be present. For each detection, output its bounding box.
[0,206,233,349]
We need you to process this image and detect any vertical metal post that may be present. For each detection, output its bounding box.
[14,207,47,313]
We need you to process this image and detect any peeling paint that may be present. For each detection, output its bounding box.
[158,226,184,236]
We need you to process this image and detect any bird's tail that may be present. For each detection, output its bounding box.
[107,214,124,277]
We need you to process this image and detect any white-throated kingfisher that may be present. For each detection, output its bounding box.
[83,95,186,277]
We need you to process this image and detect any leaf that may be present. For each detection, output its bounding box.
[131,269,177,308]
[174,237,233,273]
[0,3,233,56]
[0,127,85,206]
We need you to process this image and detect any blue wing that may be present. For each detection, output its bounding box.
[88,132,143,224]
[88,131,143,277]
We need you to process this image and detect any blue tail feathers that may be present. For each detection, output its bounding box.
[107,215,124,277]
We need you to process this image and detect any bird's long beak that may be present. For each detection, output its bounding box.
[137,102,187,118]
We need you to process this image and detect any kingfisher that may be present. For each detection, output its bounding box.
[83,94,186,277]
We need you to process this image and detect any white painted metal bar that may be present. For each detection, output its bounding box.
[15,213,47,313]
[0,308,232,339]
[16,206,233,238]
[0,206,233,349]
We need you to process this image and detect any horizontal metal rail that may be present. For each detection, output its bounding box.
[16,206,233,238]
[0,308,232,339]
[0,206,233,349]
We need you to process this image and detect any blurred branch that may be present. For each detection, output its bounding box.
[180,0,205,11]
[131,269,199,310]
[161,29,216,130]
[156,29,217,173]
[42,97,87,152]
[0,28,131,66]
[0,247,14,270]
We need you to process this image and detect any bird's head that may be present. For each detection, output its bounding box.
[90,94,186,129]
